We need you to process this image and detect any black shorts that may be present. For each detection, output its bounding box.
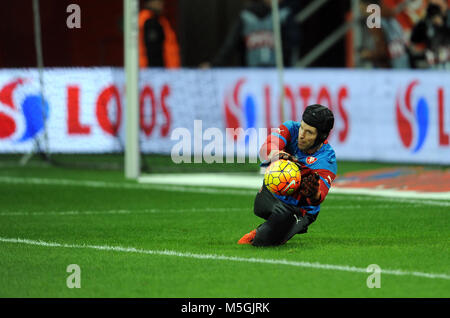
[252,184,318,246]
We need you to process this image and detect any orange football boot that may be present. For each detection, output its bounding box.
[237,229,256,245]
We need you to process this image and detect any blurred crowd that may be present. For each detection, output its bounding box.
[198,0,301,68]
[139,0,450,70]
[359,0,450,69]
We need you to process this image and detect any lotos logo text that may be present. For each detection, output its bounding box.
[224,78,350,144]
[67,83,172,138]
[395,80,429,153]
[0,78,49,142]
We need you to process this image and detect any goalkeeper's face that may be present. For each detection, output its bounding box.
[298,121,318,151]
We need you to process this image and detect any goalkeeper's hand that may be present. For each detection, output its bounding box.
[260,150,299,167]
[299,170,321,201]
[274,150,299,162]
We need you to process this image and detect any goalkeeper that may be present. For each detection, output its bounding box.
[238,104,337,246]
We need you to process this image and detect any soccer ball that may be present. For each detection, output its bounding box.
[264,159,301,196]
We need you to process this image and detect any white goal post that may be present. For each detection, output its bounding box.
[122,0,286,179]
[124,0,140,179]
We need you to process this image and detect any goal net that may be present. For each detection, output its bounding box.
[0,0,287,176]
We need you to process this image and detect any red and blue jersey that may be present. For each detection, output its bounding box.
[260,120,337,215]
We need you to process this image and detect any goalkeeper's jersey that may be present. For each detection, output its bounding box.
[263,120,337,215]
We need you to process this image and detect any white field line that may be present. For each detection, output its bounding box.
[0,176,257,196]
[138,173,450,200]
[331,187,450,200]
[0,204,433,217]
[0,237,449,281]
[325,195,450,207]
[1,176,449,206]
[0,208,247,216]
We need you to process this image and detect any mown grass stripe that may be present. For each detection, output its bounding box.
[0,176,449,206]
[0,208,246,216]
[1,237,449,281]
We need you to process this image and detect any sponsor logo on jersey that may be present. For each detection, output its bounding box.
[306,156,317,165]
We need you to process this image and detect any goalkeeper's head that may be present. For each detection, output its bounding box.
[299,104,334,152]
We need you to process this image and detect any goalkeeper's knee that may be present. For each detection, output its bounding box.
[252,210,293,246]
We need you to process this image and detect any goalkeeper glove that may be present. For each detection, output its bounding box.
[299,170,321,201]
[260,150,299,167]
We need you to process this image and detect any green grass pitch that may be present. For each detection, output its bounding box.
[0,156,449,298]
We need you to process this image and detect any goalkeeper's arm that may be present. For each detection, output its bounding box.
[260,123,295,162]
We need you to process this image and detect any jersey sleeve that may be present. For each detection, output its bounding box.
[259,121,295,161]
[307,151,337,206]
